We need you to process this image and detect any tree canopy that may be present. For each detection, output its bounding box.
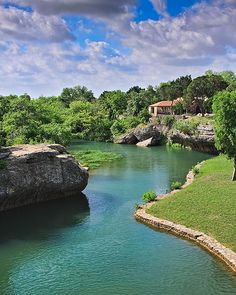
[213,90,236,180]
[185,74,228,115]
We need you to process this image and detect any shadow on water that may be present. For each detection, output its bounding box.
[0,193,90,244]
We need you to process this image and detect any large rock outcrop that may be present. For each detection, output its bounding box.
[114,121,217,155]
[114,132,138,144]
[0,144,89,211]
[170,124,218,154]
[115,124,166,145]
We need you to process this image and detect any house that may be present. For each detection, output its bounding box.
[148,98,182,116]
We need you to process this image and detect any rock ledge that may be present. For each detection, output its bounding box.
[0,144,89,211]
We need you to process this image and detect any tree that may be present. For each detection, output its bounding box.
[212,90,236,180]
[156,75,192,101]
[219,71,236,92]
[185,75,228,115]
[59,85,94,107]
[126,90,152,117]
[98,90,127,120]
[126,86,144,94]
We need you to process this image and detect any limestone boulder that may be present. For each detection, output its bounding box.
[136,137,160,147]
[0,144,89,211]
[114,132,138,144]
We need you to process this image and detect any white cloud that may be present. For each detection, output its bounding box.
[0,0,236,97]
[0,6,73,42]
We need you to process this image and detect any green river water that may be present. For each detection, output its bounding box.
[0,141,236,295]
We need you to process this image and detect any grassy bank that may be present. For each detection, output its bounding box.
[147,155,236,252]
[71,150,123,169]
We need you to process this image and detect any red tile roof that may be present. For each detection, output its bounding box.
[150,98,183,108]
[150,100,176,107]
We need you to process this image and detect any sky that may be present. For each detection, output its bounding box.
[0,0,236,98]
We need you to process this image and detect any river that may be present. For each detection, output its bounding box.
[0,141,236,295]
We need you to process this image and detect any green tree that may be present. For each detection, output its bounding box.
[185,75,228,115]
[59,85,94,107]
[212,90,236,180]
[126,90,152,117]
[98,90,127,120]
[126,86,144,94]
[156,75,192,101]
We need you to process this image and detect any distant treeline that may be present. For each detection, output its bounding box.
[0,70,235,146]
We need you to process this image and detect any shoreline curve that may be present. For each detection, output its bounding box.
[134,164,236,273]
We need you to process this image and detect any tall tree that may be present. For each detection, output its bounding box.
[213,90,236,180]
[185,75,228,115]
[98,90,127,120]
[156,75,192,101]
[59,85,94,107]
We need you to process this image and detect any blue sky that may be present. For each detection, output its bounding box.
[0,0,235,97]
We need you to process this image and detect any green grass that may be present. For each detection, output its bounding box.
[147,155,236,252]
[186,116,214,125]
[70,150,123,169]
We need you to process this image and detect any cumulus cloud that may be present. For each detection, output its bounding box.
[124,0,236,62]
[0,0,236,97]
[0,6,73,42]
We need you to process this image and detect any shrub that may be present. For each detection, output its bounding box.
[142,191,156,203]
[171,181,182,190]
[192,165,200,175]
[173,120,199,135]
[162,115,176,127]
[166,140,182,149]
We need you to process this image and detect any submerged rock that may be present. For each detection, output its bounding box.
[0,144,89,211]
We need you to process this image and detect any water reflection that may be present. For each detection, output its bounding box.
[0,193,90,243]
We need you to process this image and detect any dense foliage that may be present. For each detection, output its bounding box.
[0,70,235,147]
[212,90,236,180]
[0,86,157,146]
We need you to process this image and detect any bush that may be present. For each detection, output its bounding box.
[192,165,200,175]
[162,115,176,127]
[142,191,156,203]
[173,120,199,135]
[111,116,141,137]
[171,181,182,190]
[166,140,182,149]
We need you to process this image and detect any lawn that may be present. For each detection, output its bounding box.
[147,155,236,252]
[70,150,123,169]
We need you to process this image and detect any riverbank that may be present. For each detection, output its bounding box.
[115,117,218,154]
[135,156,236,272]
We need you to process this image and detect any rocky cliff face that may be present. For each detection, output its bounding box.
[114,122,217,154]
[0,144,89,211]
[114,124,167,146]
[170,124,218,154]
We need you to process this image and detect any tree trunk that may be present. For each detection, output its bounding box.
[232,158,236,181]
